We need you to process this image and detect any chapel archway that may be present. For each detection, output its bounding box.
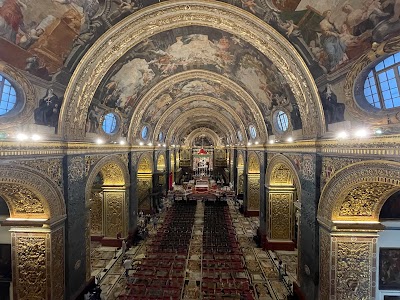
[137,154,153,213]
[85,156,129,278]
[245,152,260,216]
[317,160,400,300]
[0,165,66,300]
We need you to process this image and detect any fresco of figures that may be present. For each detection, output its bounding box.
[0,0,102,76]
[92,27,294,135]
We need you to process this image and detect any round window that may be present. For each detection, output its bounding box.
[0,74,17,116]
[141,126,149,140]
[249,125,257,139]
[102,113,118,134]
[276,110,289,132]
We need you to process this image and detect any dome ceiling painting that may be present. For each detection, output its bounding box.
[1,0,399,141]
[89,26,295,142]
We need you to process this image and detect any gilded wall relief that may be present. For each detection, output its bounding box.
[321,156,362,190]
[12,233,49,300]
[332,236,376,300]
[104,191,124,238]
[89,190,102,235]
[269,192,293,240]
[51,227,64,300]
[248,174,260,211]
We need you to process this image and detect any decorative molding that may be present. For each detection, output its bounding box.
[59,0,324,140]
[268,192,293,240]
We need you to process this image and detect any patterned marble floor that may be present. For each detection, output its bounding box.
[94,201,296,299]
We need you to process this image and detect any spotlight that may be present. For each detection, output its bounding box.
[269,140,275,144]
[375,129,383,135]
[172,144,175,147]
[31,134,41,141]
[247,142,252,146]
[119,140,126,145]
[163,144,166,147]
[139,142,144,146]
[287,137,293,143]
[337,131,348,139]
[255,141,259,145]
[96,138,104,144]
[148,142,152,146]
[354,128,369,138]
[16,133,28,141]
[157,143,161,147]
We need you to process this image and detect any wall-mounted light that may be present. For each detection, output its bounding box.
[16,133,28,141]
[286,137,293,143]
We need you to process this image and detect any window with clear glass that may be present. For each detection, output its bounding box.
[0,74,17,116]
[158,132,163,142]
[237,130,243,142]
[364,52,400,109]
[249,125,257,139]
[102,113,117,134]
[276,110,289,132]
[141,126,149,140]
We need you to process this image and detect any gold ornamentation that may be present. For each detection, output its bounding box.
[101,162,125,185]
[90,191,103,235]
[68,156,85,182]
[0,61,36,129]
[321,157,362,190]
[248,174,260,211]
[13,233,48,300]
[270,164,292,185]
[105,191,125,238]
[0,165,65,218]
[338,182,393,217]
[269,193,292,240]
[137,177,152,210]
[85,155,105,176]
[319,228,331,300]
[332,236,376,300]
[60,0,323,140]
[13,158,63,190]
[51,228,64,300]
[157,154,165,171]
[344,37,400,125]
[248,153,260,173]
[0,183,45,215]
[318,160,400,226]
[137,154,152,173]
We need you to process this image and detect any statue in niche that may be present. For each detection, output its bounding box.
[34,88,62,130]
[290,103,302,130]
[320,84,345,126]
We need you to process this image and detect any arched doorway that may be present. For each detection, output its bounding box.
[265,155,300,252]
[137,154,153,213]
[246,152,260,216]
[85,156,129,277]
[237,153,244,198]
[317,160,400,300]
[0,165,66,300]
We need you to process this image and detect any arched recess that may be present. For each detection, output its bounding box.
[155,153,167,198]
[137,153,153,213]
[265,154,301,252]
[237,153,245,195]
[85,155,129,279]
[59,0,324,141]
[317,160,400,300]
[185,128,221,148]
[246,152,260,215]
[0,165,66,300]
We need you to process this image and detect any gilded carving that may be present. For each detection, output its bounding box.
[101,163,125,185]
[137,177,152,210]
[269,193,292,240]
[157,154,165,171]
[270,164,292,185]
[338,182,393,217]
[90,191,103,235]
[0,166,65,218]
[105,191,124,238]
[13,233,48,300]
[51,228,64,300]
[248,153,260,173]
[0,183,45,215]
[332,237,376,300]
[137,155,152,173]
[0,62,36,129]
[85,155,105,176]
[68,156,85,182]
[318,161,400,226]
[12,159,63,190]
[248,174,260,211]
[60,1,323,140]
[319,228,331,300]
[321,157,362,190]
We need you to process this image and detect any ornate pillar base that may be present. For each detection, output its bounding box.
[264,237,296,251]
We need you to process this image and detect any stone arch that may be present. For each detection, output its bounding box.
[59,0,324,141]
[317,160,400,227]
[266,154,301,200]
[85,155,130,206]
[0,165,65,220]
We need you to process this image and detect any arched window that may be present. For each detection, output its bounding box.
[276,110,289,132]
[102,113,118,134]
[249,125,257,139]
[141,126,149,140]
[0,74,17,116]
[364,52,400,109]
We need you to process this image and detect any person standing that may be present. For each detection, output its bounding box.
[123,258,132,277]
[121,239,127,256]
